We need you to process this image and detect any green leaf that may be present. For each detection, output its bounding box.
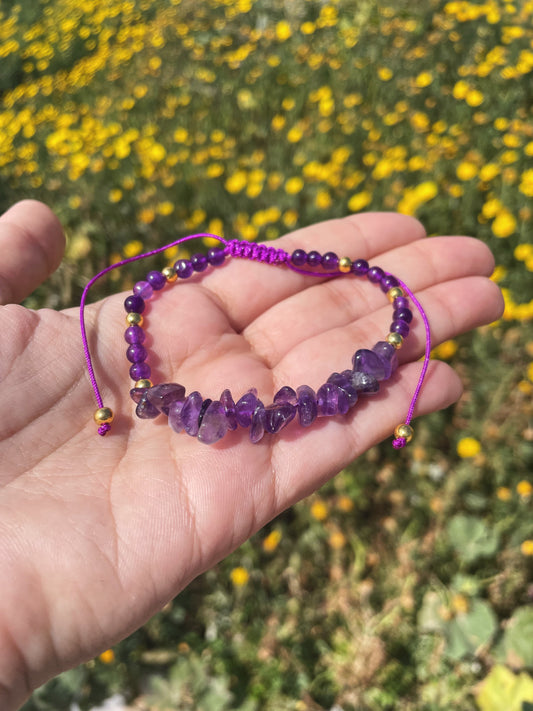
[476,665,533,711]
[447,514,500,564]
[501,607,533,669]
[445,600,497,661]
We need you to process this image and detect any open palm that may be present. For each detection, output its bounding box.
[0,201,503,709]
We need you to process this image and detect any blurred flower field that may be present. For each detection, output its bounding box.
[1,0,532,708]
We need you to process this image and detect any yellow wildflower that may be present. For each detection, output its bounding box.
[285,176,304,194]
[337,496,354,512]
[230,567,249,587]
[315,190,332,209]
[123,240,143,258]
[521,540,533,556]
[157,201,174,216]
[275,21,291,41]
[496,487,512,502]
[414,71,433,87]
[456,161,478,181]
[225,170,247,194]
[138,208,155,225]
[457,437,481,458]
[492,210,516,238]
[311,499,328,521]
[262,530,282,553]
[271,115,286,131]
[348,190,372,212]
[109,189,123,203]
[287,126,303,143]
[377,67,393,81]
[465,89,484,107]
[519,169,533,198]
[328,530,346,550]
[99,649,115,664]
[433,339,458,360]
[517,480,532,498]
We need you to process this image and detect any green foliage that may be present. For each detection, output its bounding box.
[447,514,500,565]
[496,607,533,669]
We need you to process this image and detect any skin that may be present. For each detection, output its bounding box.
[0,200,504,709]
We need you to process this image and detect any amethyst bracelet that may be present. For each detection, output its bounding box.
[81,234,431,448]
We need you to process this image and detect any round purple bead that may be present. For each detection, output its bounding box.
[352,259,369,276]
[133,281,153,300]
[367,266,385,283]
[391,320,410,337]
[129,362,151,380]
[207,247,226,266]
[147,270,166,291]
[124,294,145,313]
[191,253,208,272]
[393,296,410,310]
[174,259,194,279]
[393,308,413,323]
[126,343,147,363]
[380,274,400,292]
[291,249,307,267]
[125,325,145,344]
[322,252,339,271]
[307,250,322,267]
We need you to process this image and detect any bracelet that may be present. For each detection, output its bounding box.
[80,233,431,448]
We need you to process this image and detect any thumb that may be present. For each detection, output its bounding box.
[0,200,66,305]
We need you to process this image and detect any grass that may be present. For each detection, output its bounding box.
[1,0,532,708]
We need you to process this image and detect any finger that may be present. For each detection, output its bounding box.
[244,235,495,366]
[0,200,65,305]
[271,359,463,506]
[204,212,426,331]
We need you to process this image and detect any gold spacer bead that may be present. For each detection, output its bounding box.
[394,423,414,443]
[338,256,352,273]
[387,286,404,302]
[386,332,403,349]
[126,312,143,326]
[135,378,153,389]
[162,266,177,282]
[94,407,114,424]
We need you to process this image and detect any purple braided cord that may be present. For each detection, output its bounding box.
[392,277,432,449]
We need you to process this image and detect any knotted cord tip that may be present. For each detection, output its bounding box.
[98,423,112,436]
[392,437,407,449]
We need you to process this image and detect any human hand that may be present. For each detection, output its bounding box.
[0,200,503,709]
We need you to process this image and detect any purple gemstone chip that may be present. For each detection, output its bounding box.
[235,389,259,428]
[146,383,186,414]
[181,391,203,436]
[198,400,229,444]
[296,385,317,427]
[264,403,296,434]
